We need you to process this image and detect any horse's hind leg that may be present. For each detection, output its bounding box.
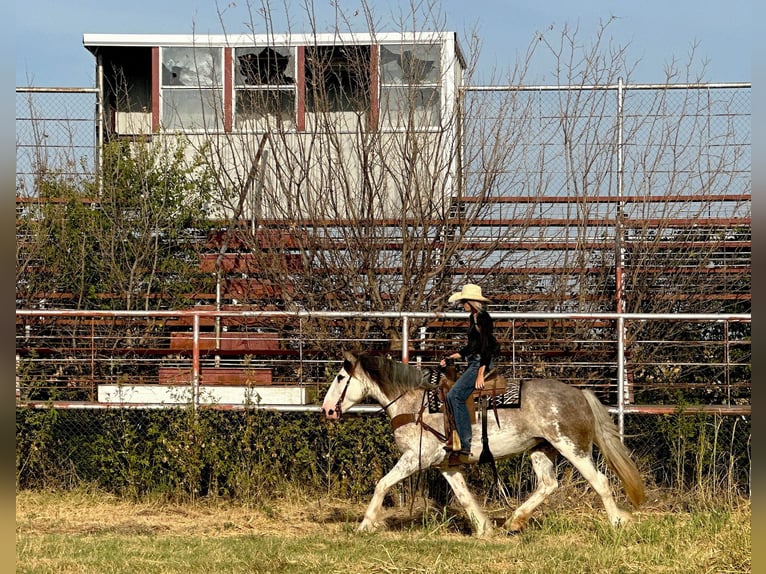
[564,450,633,527]
[441,468,492,537]
[503,446,558,533]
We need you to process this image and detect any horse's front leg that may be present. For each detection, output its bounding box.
[359,450,422,532]
[441,468,492,537]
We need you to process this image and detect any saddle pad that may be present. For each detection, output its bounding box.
[426,389,443,413]
[427,379,521,413]
[487,379,521,409]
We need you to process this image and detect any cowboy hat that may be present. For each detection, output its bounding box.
[448,284,490,303]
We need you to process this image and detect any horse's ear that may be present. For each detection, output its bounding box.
[343,351,358,366]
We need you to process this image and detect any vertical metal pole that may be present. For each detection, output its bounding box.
[401,315,409,363]
[95,55,104,196]
[90,318,96,400]
[192,313,200,410]
[725,320,731,404]
[214,273,221,368]
[616,77,626,438]
[617,316,625,437]
[615,77,625,317]
[511,319,516,380]
[299,316,304,387]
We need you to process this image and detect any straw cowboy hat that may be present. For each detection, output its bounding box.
[448,284,491,303]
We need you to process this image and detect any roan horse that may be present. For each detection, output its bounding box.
[321,351,645,537]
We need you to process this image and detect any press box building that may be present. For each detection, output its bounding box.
[83,32,466,220]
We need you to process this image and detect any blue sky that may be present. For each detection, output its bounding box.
[15,0,754,87]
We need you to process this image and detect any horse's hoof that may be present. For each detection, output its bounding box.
[610,510,633,527]
[357,519,380,533]
[476,526,493,538]
[504,518,526,533]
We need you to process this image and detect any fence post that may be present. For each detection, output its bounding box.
[401,315,409,363]
[617,315,625,439]
[192,313,200,410]
[615,77,626,441]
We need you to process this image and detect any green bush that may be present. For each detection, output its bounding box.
[16,408,751,503]
[16,407,399,501]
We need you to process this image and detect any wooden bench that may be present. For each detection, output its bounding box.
[159,367,273,386]
[169,331,279,352]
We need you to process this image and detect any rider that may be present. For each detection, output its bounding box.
[440,284,498,459]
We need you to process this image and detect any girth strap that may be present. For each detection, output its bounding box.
[390,413,417,431]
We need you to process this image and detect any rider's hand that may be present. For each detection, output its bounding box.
[475,376,485,390]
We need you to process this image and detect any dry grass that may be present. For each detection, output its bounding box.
[16,489,366,538]
[16,488,751,574]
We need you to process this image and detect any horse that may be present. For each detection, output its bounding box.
[320,350,646,537]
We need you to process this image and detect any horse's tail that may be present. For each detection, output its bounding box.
[582,390,646,508]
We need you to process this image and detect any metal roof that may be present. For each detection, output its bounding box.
[82,31,465,65]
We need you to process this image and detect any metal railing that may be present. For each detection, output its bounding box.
[16,308,751,431]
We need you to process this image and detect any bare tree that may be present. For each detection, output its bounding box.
[17,0,749,393]
[146,1,749,363]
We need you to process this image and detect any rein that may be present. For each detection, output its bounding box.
[378,391,407,415]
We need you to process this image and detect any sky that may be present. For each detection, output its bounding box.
[15,0,754,87]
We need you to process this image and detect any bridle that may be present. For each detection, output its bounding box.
[331,370,408,420]
[332,372,353,418]
[329,364,449,482]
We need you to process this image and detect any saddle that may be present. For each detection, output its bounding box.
[426,365,521,451]
[426,367,521,415]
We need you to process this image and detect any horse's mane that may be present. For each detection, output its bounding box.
[356,354,425,396]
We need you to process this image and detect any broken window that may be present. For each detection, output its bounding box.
[236,47,294,85]
[379,44,441,128]
[161,46,223,130]
[100,46,152,113]
[380,44,440,84]
[305,45,371,113]
[235,46,295,129]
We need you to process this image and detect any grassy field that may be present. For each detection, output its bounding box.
[16,489,750,574]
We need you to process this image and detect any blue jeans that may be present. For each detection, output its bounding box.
[446,357,493,452]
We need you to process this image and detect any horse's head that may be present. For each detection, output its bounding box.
[321,351,368,420]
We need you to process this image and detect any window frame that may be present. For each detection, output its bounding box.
[378,42,443,131]
[233,46,297,131]
[160,45,225,132]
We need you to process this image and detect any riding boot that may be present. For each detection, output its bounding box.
[440,387,457,451]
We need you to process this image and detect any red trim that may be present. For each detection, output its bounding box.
[296,46,305,131]
[369,44,379,131]
[615,266,623,313]
[224,47,233,131]
[151,47,160,132]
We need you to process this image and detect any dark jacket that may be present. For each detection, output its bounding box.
[458,310,498,369]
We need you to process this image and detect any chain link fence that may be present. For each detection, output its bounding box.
[15,88,98,197]
[16,83,751,501]
[16,309,751,500]
[460,83,751,314]
[16,403,750,504]
[462,83,751,199]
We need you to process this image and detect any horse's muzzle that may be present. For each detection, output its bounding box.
[321,406,340,420]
